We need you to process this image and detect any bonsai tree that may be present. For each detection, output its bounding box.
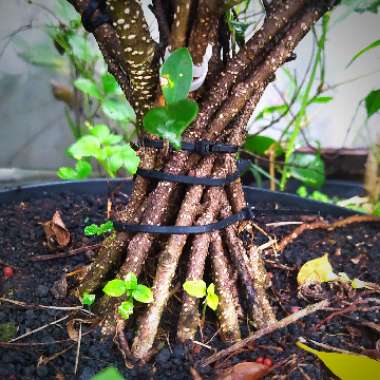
[63,0,341,362]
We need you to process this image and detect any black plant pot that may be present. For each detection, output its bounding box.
[0,178,357,217]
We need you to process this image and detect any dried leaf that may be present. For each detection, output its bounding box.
[67,320,79,342]
[297,254,338,285]
[297,341,380,380]
[216,362,269,380]
[42,211,71,249]
[50,275,68,299]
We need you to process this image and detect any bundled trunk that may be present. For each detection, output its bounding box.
[67,0,337,363]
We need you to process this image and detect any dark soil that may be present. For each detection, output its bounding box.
[0,187,379,380]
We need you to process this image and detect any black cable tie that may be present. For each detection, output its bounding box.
[113,207,318,235]
[142,138,239,155]
[82,0,111,33]
[136,159,251,186]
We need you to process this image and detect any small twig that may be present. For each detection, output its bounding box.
[11,315,69,342]
[306,338,355,355]
[37,345,75,366]
[30,244,101,262]
[193,340,214,351]
[74,322,82,374]
[201,300,329,366]
[0,297,93,315]
[266,221,303,228]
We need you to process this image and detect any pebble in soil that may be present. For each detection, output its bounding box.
[0,190,379,379]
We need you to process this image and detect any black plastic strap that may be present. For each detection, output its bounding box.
[143,138,239,156]
[82,0,111,33]
[113,207,318,235]
[136,159,251,186]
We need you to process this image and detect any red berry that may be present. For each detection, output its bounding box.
[290,306,301,314]
[3,266,14,278]
[263,358,273,367]
[255,356,264,364]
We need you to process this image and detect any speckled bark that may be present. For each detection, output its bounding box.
[210,231,241,342]
[170,0,192,49]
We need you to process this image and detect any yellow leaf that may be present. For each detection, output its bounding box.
[297,254,338,285]
[297,342,380,380]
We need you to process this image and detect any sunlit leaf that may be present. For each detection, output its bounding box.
[132,285,153,303]
[351,278,367,289]
[124,272,138,290]
[84,221,114,236]
[365,89,380,118]
[297,254,338,285]
[183,280,207,298]
[297,341,380,380]
[103,279,127,297]
[57,159,92,180]
[206,293,219,311]
[143,99,198,149]
[287,153,325,189]
[102,72,121,95]
[89,124,110,142]
[244,135,283,156]
[107,144,140,175]
[68,135,101,159]
[81,292,96,306]
[160,48,193,104]
[57,166,78,180]
[74,77,102,99]
[118,300,134,320]
[90,367,124,380]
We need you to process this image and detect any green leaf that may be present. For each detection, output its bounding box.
[160,48,193,104]
[373,201,380,216]
[348,39,380,66]
[103,279,127,297]
[68,135,101,159]
[74,78,102,99]
[296,186,308,198]
[118,300,134,320]
[341,0,380,14]
[143,99,198,149]
[308,96,333,105]
[89,124,110,142]
[84,221,114,236]
[102,72,120,95]
[365,89,380,118]
[81,292,96,306]
[108,144,140,175]
[124,272,138,290]
[132,284,153,303]
[287,153,325,189]
[18,43,65,69]
[68,34,98,63]
[244,135,283,156]
[57,166,78,180]
[297,254,338,285]
[351,278,367,289]
[101,98,135,121]
[99,220,114,234]
[0,322,17,342]
[83,224,99,236]
[206,293,219,311]
[183,280,207,298]
[255,105,289,121]
[90,367,124,380]
[75,160,92,178]
[297,341,380,380]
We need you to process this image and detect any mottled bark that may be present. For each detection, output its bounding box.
[170,0,192,49]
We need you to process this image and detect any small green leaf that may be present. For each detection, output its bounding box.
[84,224,98,236]
[348,39,380,66]
[103,279,127,297]
[132,284,153,303]
[143,99,198,149]
[118,300,134,320]
[206,293,219,311]
[351,278,367,289]
[90,124,110,142]
[90,367,124,380]
[81,292,96,306]
[124,272,138,290]
[365,89,380,118]
[296,186,308,198]
[107,144,140,176]
[308,96,333,105]
[99,220,114,234]
[75,160,92,178]
[160,48,193,104]
[101,98,135,121]
[68,135,101,159]
[255,105,288,121]
[183,280,207,298]
[244,135,283,156]
[74,77,102,99]
[287,153,325,189]
[57,166,78,180]
[0,322,17,342]
[373,201,380,216]
[102,72,120,95]
[297,341,380,380]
